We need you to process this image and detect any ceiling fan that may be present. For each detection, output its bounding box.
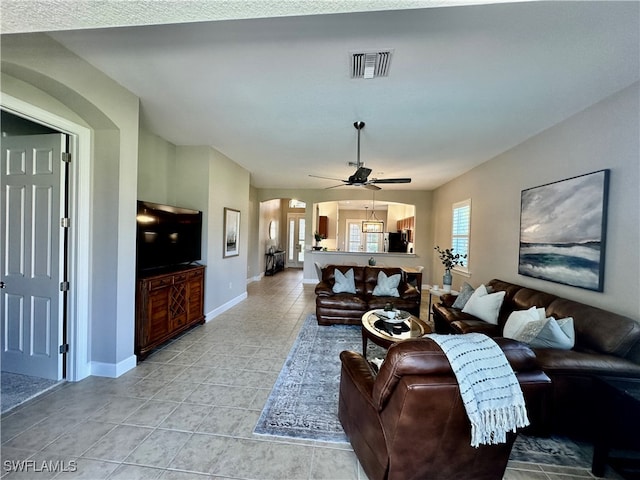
[309,121,411,190]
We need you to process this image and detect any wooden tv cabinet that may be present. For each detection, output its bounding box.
[135,264,205,361]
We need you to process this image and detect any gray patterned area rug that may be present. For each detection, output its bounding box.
[254,314,386,442]
[254,313,592,468]
[1,372,62,414]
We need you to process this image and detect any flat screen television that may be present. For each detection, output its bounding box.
[136,200,203,272]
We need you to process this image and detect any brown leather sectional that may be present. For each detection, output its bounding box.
[338,337,551,480]
[433,278,640,437]
[315,265,421,326]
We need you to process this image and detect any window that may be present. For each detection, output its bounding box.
[289,199,306,208]
[452,199,471,273]
[348,222,362,252]
[347,220,383,252]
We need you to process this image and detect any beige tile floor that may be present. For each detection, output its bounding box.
[0,269,620,479]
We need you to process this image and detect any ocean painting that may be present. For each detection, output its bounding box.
[519,170,609,291]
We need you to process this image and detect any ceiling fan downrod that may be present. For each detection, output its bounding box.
[354,121,365,168]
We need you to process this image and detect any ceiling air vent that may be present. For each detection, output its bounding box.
[350,50,393,79]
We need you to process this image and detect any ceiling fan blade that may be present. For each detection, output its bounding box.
[364,184,382,191]
[309,174,345,182]
[369,178,412,184]
[325,184,346,189]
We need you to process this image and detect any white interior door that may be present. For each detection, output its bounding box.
[286,213,305,268]
[1,133,66,380]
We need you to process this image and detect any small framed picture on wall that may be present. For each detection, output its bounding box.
[223,207,240,258]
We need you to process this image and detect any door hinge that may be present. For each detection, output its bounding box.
[61,217,70,228]
[60,281,70,292]
[61,152,71,163]
[59,344,69,354]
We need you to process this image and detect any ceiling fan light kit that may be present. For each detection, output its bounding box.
[308,120,411,190]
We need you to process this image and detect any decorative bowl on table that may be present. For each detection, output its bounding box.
[375,309,410,325]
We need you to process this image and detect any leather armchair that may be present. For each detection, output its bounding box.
[338,337,551,480]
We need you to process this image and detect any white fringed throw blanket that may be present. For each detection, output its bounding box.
[426,333,530,447]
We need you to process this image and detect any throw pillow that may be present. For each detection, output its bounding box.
[503,306,546,340]
[372,271,401,297]
[452,282,475,309]
[332,268,356,294]
[528,317,575,350]
[461,284,506,325]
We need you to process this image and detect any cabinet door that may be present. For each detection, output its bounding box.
[146,286,171,344]
[186,269,204,322]
[318,216,328,238]
[168,278,188,331]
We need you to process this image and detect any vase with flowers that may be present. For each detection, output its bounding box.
[313,231,325,250]
[434,246,467,292]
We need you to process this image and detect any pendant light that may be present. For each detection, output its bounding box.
[362,192,384,233]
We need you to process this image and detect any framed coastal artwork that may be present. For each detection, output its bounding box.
[223,207,240,258]
[518,169,609,291]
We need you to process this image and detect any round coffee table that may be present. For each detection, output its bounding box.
[361,309,431,358]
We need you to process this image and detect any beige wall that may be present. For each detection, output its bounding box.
[138,133,252,317]
[432,83,639,318]
[204,148,251,315]
[248,186,260,280]
[138,126,176,203]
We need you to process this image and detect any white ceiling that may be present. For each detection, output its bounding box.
[4,1,639,191]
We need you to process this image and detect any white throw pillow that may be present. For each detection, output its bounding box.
[332,268,356,294]
[372,271,401,297]
[528,317,575,350]
[503,306,546,340]
[461,284,506,325]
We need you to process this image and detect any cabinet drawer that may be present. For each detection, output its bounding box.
[187,269,203,279]
[148,277,172,290]
[173,273,188,283]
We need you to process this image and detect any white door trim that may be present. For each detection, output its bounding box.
[2,93,93,381]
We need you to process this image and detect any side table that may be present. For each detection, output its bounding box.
[265,250,285,276]
[426,286,458,320]
[592,376,640,478]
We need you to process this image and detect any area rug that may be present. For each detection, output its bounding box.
[1,372,62,414]
[254,314,385,442]
[254,313,592,468]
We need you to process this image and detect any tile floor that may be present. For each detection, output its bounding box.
[0,269,620,479]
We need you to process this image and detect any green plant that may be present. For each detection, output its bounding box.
[314,231,325,242]
[434,246,467,270]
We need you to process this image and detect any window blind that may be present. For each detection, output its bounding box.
[452,199,471,271]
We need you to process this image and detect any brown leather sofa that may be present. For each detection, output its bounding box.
[338,337,551,480]
[433,278,640,437]
[315,265,421,326]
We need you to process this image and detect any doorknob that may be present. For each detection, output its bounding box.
[0,281,5,289]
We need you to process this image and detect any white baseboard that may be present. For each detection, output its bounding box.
[302,277,319,284]
[205,292,248,321]
[90,354,137,378]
